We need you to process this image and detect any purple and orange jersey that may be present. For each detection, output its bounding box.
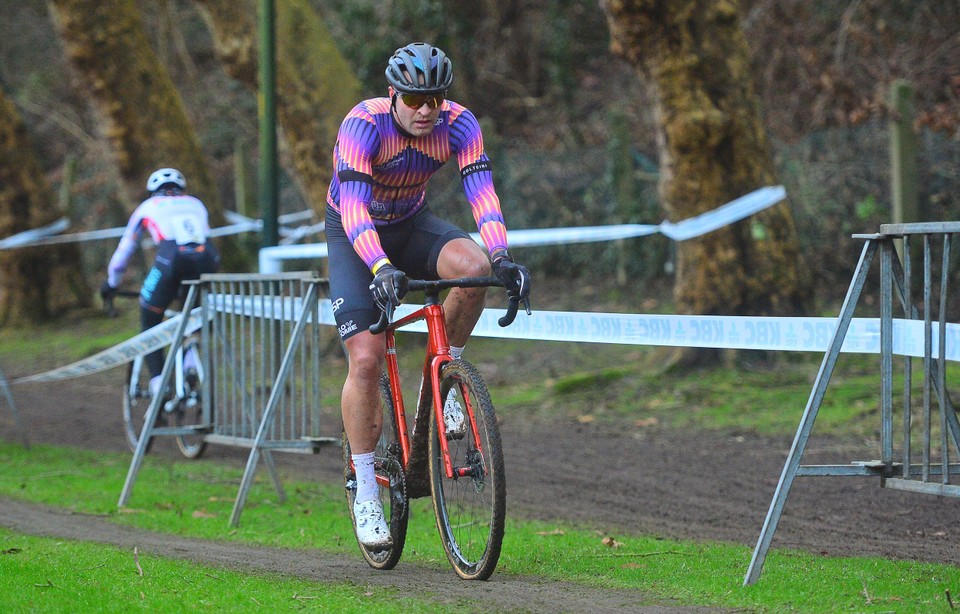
[326,97,509,271]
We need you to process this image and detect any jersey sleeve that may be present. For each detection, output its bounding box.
[449,107,508,255]
[106,205,146,287]
[335,104,391,273]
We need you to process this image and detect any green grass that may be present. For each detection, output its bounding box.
[4,305,960,610]
[2,441,960,612]
[0,529,427,613]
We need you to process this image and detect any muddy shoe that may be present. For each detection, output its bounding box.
[185,367,200,390]
[444,388,466,440]
[353,498,392,550]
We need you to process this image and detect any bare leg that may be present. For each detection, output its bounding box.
[436,238,491,347]
[341,331,387,454]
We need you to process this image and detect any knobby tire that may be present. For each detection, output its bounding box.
[122,359,153,454]
[174,347,206,458]
[429,359,506,580]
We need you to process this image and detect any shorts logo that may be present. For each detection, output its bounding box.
[338,320,357,338]
[332,297,345,313]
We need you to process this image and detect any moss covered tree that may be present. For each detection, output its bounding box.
[0,88,90,325]
[194,0,361,210]
[602,0,810,364]
[48,0,243,268]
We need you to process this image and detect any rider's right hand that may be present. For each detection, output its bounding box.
[369,263,408,312]
[99,279,117,301]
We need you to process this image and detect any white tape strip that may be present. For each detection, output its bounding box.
[11,308,203,384]
[0,209,320,249]
[0,218,71,249]
[209,294,960,360]
[17,291,958,386]
[257,185,787,272]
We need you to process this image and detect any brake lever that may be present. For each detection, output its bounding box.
[368,302,395,335]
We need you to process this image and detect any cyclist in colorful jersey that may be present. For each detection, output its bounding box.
[100,168,220,399]
[328,42,531,549]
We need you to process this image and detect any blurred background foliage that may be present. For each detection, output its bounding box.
[0,0,956,307]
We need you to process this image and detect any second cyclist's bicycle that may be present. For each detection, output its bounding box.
[343,276,529,580]
[105,289,207,458]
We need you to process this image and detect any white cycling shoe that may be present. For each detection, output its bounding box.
[353,498,392,550]
[444,388,466,440]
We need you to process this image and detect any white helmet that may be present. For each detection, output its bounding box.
[146,168,186,192]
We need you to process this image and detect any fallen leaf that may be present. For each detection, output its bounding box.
[577,415,595,424]
[535,529,565,536]
[192,510,217,519]
[634,417,659,427]
[602,536,623,549]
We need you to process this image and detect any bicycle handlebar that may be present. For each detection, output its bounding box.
[102,289,141,317]
[369,275,531,335]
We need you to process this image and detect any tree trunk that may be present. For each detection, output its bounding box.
[602,0,810,365]
[48,0,244,269]
[0,88,90,326]
[193,0,361,210]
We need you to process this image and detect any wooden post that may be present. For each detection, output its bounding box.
[890,80,917,244]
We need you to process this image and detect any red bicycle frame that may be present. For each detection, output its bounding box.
[381,299,483,481]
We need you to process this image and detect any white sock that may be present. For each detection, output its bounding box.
[450,345,464,360]
[352,452,378,503]
[183,345,199,372]
[149,375,164,398]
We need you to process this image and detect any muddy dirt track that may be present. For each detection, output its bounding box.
[2,369,959,611]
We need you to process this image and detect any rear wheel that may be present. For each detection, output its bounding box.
[344,372,408,570]
[122,357,153,454]
[429,359,505,580]
[174,349,207,458]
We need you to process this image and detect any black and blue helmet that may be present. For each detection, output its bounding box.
[385,42,453,95]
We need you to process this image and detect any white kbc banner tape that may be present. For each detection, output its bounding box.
[13,294,959,386]
[218,295,960,361]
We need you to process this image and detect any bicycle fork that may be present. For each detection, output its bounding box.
[419,304,486,482]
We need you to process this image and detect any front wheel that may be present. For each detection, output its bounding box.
[343,372,409,570]
[122,357,153,454]
[429,359,505,580]
[174,350,207,458]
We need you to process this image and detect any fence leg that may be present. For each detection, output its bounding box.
[0,366,28,449]
[229,283,319,527]
[743,238,878,586]
[119,285,200,508]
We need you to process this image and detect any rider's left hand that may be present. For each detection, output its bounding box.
[99,279,117,301]
[491,250,530,302]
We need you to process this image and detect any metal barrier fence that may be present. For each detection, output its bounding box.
[745,221,960,585]
[118,273,337,526]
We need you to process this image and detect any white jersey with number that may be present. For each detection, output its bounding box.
[107,194,212,287]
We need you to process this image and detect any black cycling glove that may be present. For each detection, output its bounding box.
[491,250,531,301]
[99,279,117,301]
[369,263,408,312]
